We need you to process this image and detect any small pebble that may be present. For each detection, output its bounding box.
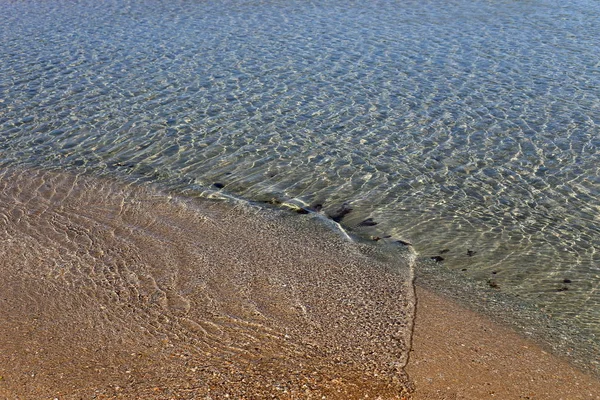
[440,249,450,254]
[329,203,353,223]
[358,218,378,227]
[563,279,572,284]
[213,182,225,189]
[114,162,135,168]
[431,256,444,262]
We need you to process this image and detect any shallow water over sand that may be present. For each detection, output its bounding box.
[0,168,415,397]
[1,0,599,370]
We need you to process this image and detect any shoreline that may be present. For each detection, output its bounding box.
[3,284,599,399]
[0,168,415,398]
[1,168,599,398]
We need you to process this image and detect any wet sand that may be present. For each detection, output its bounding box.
[0,168,414,399]
[1,168,599,399]
[407,286,600,399]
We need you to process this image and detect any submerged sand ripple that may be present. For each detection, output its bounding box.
[0,168,415,399]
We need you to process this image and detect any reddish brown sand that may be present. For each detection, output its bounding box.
[1,168,599,399]
[0,169,414,399]
[3,284,599,399]
[407,286,600,400]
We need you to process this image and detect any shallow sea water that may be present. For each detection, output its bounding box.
[1,0,599,366]
[0,168,416,397]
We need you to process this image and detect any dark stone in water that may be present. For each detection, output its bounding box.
[114,162,135,169]
[461,268,468,271]
[467,249,476,257]
[491,271,498,275]
[557,286,569,292]
[563,279,572,284]
[487,279,499,288]
[440,249,450,254]
[213,182,225,189]
[396,239,413,246]
[296,208,310,215]
[259,198,282,205]
[358,218,378,227]
[430,256,444,262]
[329,203,352,223]
[310,204,323,212]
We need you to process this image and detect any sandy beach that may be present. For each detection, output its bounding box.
[3,283,599,399]
[0,169,415,399]
[3,0,600,397]
[407,286,600,399]
[1,169,599,399]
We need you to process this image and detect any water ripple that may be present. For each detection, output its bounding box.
[1,0,599,341]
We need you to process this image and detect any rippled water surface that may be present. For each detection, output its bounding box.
[1,0,599,350]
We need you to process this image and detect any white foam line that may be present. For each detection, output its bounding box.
[202,189,355,243]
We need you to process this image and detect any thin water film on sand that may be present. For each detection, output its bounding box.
[0,168,415,398]
[1,0,599,338]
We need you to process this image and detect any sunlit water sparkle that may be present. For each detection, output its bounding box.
[1,0,599,360]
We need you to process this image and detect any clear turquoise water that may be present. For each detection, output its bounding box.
[1,0,599,356]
